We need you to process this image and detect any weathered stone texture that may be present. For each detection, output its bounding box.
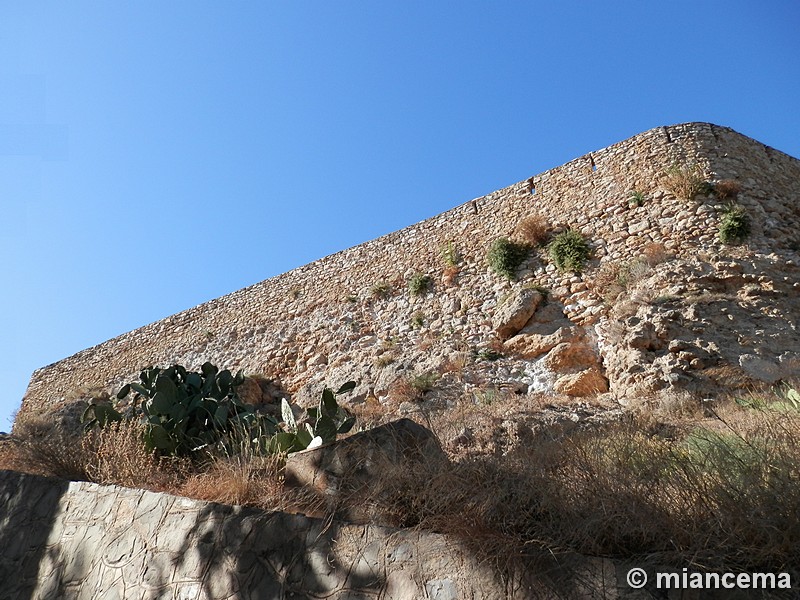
[17,122,800,418]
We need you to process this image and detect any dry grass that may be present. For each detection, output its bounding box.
[344,401,800,577]
[514,214,550,247]
[442,264,460,287]
[662,163,709,201]
[5,412,92,480]
[7,383,800,582]
[714,179,742,201]
[641,241,670,266]
[180,454,288,509]
[588,261,626,303]
[387,376,423,405]
[82,420,187,491]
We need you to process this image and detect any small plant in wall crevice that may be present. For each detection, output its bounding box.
[718,204,751,245]
[628,190,646,207]
[548,229,591,273]
[487,237,530,280]
[662,163,710,201]
[408,272,433,296]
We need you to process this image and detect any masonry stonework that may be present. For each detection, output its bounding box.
[19,123,800,421]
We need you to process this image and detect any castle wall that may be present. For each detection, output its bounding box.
[20,123,800,416]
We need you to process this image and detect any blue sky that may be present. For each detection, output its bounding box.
[2,1,798,430]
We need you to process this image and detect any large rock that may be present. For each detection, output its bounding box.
[738,355,783,384]
[504,326,581,359]
[554,369,609,397]
[543,342,600,373]
[493,288,543,340]
[284,418,447,523]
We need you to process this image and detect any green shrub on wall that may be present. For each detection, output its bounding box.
[408,272,432,296]
[487,237,529,280]
[718,204,751,245]
[548,229,590,273]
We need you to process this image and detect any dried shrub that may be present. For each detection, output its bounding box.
[442,264,460,287]
[514,214,550,247]
[589,262,626,303]
[438,352,470,375]
[388,372,439,404]
[662,163,709,201]
[714,179,741,201]
[641,242,669,266]
[9,412,91,480]
[82,420,186,491]
[387,377,420,405]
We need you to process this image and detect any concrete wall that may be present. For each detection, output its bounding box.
[19,123,800,417]
[0,469,618,600]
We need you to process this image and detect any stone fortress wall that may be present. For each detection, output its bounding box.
[20,122,800,418]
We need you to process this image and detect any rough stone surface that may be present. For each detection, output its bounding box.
[284,419,447,522]
[16,122,800,419]
[492,288,543,340]
[554,369,610,397]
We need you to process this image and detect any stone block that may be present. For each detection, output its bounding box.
[284,418,447,523]
[492,288,543,340]
[554,369,609,397]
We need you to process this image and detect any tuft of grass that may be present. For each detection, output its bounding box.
[628,190,646,207]
[408,272,432,296]
[663,163,709,201]
[410,371,439,393]
[547,229,590,273]
[370,281,393,299]
[441,240,460,267]
[718,204,751,245]
[487,237,530,280]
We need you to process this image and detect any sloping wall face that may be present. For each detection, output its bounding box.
[19,123,800,416]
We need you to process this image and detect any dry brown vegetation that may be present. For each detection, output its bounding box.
[662,163,709,201]
[3,384,800,580]
[714,179,742,201]
[513,213,550,247]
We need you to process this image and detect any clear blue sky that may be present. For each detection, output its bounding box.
[2,2,798,431]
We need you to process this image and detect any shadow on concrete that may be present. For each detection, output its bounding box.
[0,470,70,600]
[172,501,386,599]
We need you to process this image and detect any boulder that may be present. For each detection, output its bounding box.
[543,342,600,373]
[504,326,581,360]
[738,354,783,384]
[284,418,447,524]
[554,369,609,397]
[492,289,543,340]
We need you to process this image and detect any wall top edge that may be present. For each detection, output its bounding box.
[27,122,794,378]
